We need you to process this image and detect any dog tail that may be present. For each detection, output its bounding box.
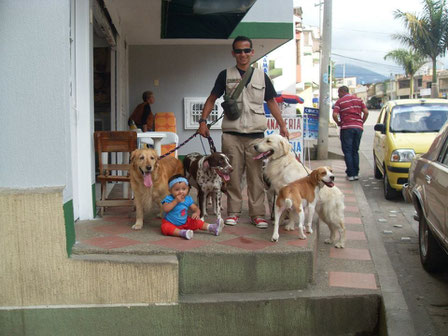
[285,198,293,209]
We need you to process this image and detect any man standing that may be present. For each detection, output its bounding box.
[332,86,369,181]
[197,36,289,229]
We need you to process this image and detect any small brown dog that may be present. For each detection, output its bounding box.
[272,166,335,242]
[130,148,183,230]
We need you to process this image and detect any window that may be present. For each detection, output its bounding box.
[399,80,410,89]
[184,97,223,130]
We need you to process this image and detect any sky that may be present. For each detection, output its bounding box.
[293,0,447,77]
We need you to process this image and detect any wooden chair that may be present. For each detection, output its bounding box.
[94,131,137,215]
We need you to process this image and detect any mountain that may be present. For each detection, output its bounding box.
[334,64,388,84]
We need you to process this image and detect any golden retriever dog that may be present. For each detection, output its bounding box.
[254,134,346,247]
[130,148,183,230]
[274,167,335,241]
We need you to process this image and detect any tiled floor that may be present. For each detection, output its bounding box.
[74,160,378,291]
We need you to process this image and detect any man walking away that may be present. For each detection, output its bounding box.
[332,86,369,181]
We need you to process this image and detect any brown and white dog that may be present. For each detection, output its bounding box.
[255,134,346,247]
[130,148,183,230]
[183,152,233,221]
[273,167,335,242]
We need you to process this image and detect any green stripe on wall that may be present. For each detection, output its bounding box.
[230,22,293,39]
[63,200,75,257]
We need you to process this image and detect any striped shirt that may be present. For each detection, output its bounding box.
[333,94,366,130]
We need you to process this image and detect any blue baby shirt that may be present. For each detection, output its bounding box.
[161,195,194,226]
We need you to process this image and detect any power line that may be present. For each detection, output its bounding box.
[331,52,403,69]
[333,27,392,36]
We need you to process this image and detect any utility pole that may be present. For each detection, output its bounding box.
[317,0,332,160]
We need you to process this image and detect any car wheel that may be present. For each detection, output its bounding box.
[373,154,382,179]
[383,171,399,200]
[419,213,447,272]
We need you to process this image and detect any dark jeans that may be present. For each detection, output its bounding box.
[340,128,363,177]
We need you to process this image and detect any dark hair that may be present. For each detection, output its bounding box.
[338,86,349,93]
[142,90,153,101]
[232,36,253,50]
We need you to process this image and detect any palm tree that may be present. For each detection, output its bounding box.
[384,49,426,98]
[393,0,448,97]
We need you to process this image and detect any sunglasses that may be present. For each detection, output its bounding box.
[233,48,252,54]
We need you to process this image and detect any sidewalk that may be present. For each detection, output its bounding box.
[71,126,414,335]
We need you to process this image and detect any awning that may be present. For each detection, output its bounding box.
[162,0,257,39]
[275,93,304,104]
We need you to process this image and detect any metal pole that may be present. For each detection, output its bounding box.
[317,0,332,160]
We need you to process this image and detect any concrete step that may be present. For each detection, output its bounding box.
[178,290,382,336]
[178,242,316,294]
[72,228,318,295]
[3,290,382,336]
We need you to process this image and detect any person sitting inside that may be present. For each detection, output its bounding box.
[128,90,155,132]
[161,175,224,240]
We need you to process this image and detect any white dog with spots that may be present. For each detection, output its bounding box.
[183,152,233,221]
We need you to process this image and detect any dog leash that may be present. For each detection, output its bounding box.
[159,132,199,159]
[158,125,219,159]
[198,113,224,154]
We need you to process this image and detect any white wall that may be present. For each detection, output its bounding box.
[0,0,71,189]
[259,39,296,94]
[129,45,238,155]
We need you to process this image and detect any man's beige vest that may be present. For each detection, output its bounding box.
[221,66,267,133]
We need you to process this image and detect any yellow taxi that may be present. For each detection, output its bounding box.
[373,99,448,199]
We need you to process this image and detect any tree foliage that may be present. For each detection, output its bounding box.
[393,0,448,89]
[384,49,426,97]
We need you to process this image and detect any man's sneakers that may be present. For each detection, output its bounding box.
[224,216,239,226]
[225,215,269,229]
[347,175,359,181]
[251,216,269,229]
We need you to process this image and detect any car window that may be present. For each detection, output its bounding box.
[438,136,448,165]
[377,106,387,124]
[389,104,448,133]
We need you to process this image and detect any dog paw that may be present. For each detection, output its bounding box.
[306,226,313,234]
[285,223,295,231]
[334,242,345,248]
[324,238,333,244]
[298,234,307,240]
[132,223,143,230]
[271,233,279,242]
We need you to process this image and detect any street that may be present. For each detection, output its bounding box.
[358,110,448,336]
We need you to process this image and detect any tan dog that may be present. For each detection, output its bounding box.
[272,167,335,242]
[130,148,183,230]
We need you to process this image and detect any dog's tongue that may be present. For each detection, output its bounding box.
[253,151,269,160]
[223,174,231,182]
[144,173,153,188]
[325,181,334,188]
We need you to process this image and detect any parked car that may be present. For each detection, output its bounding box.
[403,121,448,272]
[373,99,448,200]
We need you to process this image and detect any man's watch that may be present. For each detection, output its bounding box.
[198,118,207,124]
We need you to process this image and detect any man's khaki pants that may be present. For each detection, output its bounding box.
[221,133,265,218]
